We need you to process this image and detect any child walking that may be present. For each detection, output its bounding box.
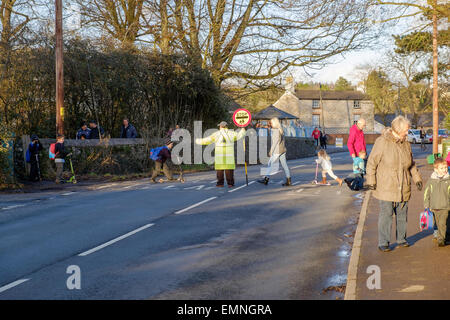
[423,158,450,247]
[316,150,343,186]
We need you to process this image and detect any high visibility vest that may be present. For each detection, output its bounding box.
[197,128,246,170]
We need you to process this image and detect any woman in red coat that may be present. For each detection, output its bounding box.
[347,118,367,159]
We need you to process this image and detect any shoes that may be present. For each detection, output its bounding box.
[344,178,351,187]
[336,178,343,186]
[321,177,327,184]
[282,177,292,186]
[378,245,391,252]
[257,177,269,185]
[216,184,224,187]
[398,242,410,247]
[228,185,234,188]
[438,240,446,247]
[150,178,156,183]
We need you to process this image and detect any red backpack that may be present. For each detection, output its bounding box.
[49,143,57,160]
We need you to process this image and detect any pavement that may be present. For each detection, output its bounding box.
[0,147,362,300]
[350,157,450,299]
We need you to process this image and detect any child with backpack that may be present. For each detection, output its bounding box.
[315,150,343,186]
[26,134,43,181]
[50,134,66,184]
[150,138,175,183]
[423,158,450,247]
[344,150,366,191]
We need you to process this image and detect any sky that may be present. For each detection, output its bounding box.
[294,49,386,87]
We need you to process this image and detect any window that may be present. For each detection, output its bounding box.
[312,100,320,109]
[353,114,360,125]
[312,115,320,127]
[353,100,361,109]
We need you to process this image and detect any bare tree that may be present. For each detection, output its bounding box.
[76,0,150,49]
[76,0,385,87]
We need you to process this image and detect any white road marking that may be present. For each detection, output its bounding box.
[1,204,26,211]
[228,181,256,193]
[61,192,76,196]
[123,185,134,189]
[175,197,218,214]
[163,185,176,190]
[228,181,256,192]
[296,188,304,193]
[204,187,215,190]
[78,224,155,257]
[140,186,150,190]
[292,164,306,169]
[210,180,217,184]
[96,184,118,190]
[0,279,30,293]
[184,185,205,190]
[292,181,301,186]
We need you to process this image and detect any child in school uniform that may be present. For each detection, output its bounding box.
[423,158,450,247]
[316,150,343,186]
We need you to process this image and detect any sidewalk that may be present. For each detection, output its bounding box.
[352,158,450,299]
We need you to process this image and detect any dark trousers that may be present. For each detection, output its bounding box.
[29,156,40,181]
[55,162,64,183]
[433,209,449,243]
[217,170,234,186]
[378,200,408,246]
[152,161,173,180]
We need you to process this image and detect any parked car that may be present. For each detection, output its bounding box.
[425,129,448,143]
[407,129,423,144]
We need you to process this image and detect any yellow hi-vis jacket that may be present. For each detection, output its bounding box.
[196,128,246,170]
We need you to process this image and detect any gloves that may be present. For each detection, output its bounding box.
[416,181,423,191]
[367,184,376,190]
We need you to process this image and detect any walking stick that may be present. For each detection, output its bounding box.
[35,154,42,182]
[243,139,248,186]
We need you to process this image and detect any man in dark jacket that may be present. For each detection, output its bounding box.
[28,134,43,181]
[151,138,174,183]
[120,119,138,138]
[88,120,105,139]
[76,123,91,140]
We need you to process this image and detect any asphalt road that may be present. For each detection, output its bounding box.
[0,144,426,299]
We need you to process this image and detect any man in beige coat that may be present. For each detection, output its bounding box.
[366,116,423,252]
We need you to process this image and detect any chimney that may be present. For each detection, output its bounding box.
[285,76,295,94]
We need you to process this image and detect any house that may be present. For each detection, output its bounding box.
[272,87,375,134]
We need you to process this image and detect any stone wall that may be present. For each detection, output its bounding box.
[326,133,381,145]
[14,135,317,180]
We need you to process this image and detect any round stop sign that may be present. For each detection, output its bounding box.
[232,108,252,127]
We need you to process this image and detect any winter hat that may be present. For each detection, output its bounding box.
[31,134,39,141]
[165,138,173,145]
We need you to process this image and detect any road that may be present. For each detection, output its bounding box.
[0,145,426,299]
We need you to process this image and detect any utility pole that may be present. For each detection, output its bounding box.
[55,0,64,136]
[432,0,439,155]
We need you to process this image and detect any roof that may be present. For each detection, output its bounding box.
[253,105,299,120]
[294,90,368,100]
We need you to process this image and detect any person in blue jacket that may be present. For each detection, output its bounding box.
[120,118,138,138]
[76,123,91,140]
[27,134,43,181]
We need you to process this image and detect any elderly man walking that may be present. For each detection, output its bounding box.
[366,116,423,252]
[347,118,367,159]
[196,121,246,188]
